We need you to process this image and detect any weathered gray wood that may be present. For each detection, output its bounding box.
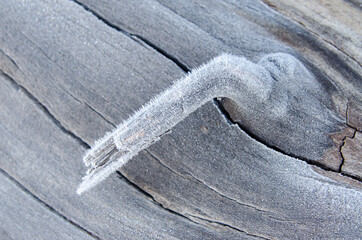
[0,0,185,144]
[0,171,94,240]
[0,0,361,239]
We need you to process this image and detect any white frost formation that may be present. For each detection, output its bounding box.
[78,53,308,194]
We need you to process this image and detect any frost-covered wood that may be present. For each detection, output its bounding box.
[0,0,361,239]
[79,53,345,194]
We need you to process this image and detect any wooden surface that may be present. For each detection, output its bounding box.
[0,0,361,239]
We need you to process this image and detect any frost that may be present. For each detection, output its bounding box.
[78,53,308,194]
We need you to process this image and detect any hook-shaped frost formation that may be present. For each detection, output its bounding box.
[78,53,308,194]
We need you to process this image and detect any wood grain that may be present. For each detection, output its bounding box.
[0,170,95,240]
[0,0,361,239]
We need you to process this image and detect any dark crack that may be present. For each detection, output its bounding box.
[321,37,361,68]
[0,71,90,149]
[188,173,279,218]
[71,1,134,39]
[188,214,270,240]
[146,149,271,213]
[133,35,190,72]
[0,168,101,240]
[58,81,123,128]
[146,148,296,223]
[338,103,350,173]
[339,130,357,172]
[2,1,357,238]
[83,101,116,128]
[338,102,361,180]
[144,149,188,179]
[213,99,362,182]
[0,48,20,71]
[71,0,190,72]
[115,171,209,227]
[115,170,262,238]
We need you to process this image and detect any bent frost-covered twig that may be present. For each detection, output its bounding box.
[78,53,306,194]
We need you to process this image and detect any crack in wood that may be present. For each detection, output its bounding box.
[145,148,277,216]
[116,169,263,238]
[187,213,270,240]
[115,171,221,230]
[214,98,362,182]
[0,71,90,149]
[134,35,190,72]
[83,101,116,128]
[338,130,357,172]
[0,168,101,240]
[72,0,191,73]
[338,102,361,179]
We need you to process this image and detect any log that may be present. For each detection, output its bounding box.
[0,0,361,239]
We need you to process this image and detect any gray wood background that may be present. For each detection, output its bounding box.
[0,0,361,239]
